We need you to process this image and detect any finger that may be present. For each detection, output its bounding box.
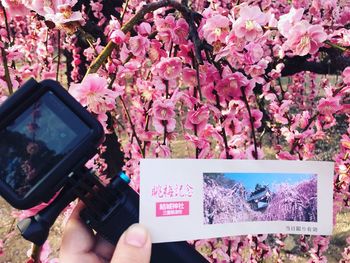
[60,202,95,259]
[111,224,151,263]
[72,202,115,259]
[94,235,115,260]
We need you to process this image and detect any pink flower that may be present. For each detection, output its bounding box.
[108,17,126,44]
[184,106,209,135]
[152,99,176,133]
[284,20,327,56]
[312,236,330,254]
[182,68,197,87]
[70,74,117,114]
[153,118,176,133]
[44,3,83,25]
[317,97,342,115]
[184,134,205,149]
[277,7,304,38]
[174,18,189,44]
[202,14,230,44]
[216,72,249,100]
[292,110,311,130]
[154,15,176,44]
[1,0,29,17]
[26,0,45,15]
[246,145,264,159]
[277,151,298,160]
[29,0,83,25]
[338,6,350,25]
[244,42,264,64]
[155,15,176,34]
[342,67,350,85]
[251,109,263,128]
[223,114,243,136]
[270,100,292,124]
[148,40,166,63]
[212,248,231,262]
[129,35,150,57]
[182,67,204,87]
[154,57,182,80]
[0,8,7,26]
[245,59,268,82]
[154,144,171,157]
[110,29,126,44]
[233,5,267,41]
[268,62,285,79]
[152,99,175,120]
[215,32,246,62]
[202,83,218,103]
[136,22,152,36]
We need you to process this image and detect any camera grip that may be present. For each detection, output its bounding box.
[80,180,208,263]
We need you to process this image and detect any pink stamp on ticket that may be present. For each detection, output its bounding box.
[156,201,189,217]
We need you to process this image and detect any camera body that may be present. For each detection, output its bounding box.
[0,79,104,209]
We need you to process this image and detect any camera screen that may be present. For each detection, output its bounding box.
[0,91,91,197]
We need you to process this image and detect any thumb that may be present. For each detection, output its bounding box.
[111,224,152,263]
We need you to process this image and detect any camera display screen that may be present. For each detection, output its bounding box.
[0,91,91,197]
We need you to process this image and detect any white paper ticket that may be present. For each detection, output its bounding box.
[140,159,334,243]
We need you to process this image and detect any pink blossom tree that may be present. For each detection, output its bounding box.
[0,0,350,262]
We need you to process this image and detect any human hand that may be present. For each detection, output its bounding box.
[59,203,152,263]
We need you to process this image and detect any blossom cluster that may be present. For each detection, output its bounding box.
[0,0,349,261]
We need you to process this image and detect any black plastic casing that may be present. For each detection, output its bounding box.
[0,79,104,209]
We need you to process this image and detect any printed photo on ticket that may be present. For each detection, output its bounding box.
[140,159,334,243]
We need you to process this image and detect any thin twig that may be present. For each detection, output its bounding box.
[165,79,169,99]
[289,114,318,155]
[213,90,230,159]
[162,120,167,145]
[120,0,130,25]
[0,42,13,94]
[30,244,41,263]
[56,30,61,81]
[0,5,13,94]
[324,40,350,52]
[142,101,153,156]
[119,96,145,157]
[240,87,258,160]
[194,59,203,101]
[1,5,12,45]
[163,80,169,145]
[191,69,200,158]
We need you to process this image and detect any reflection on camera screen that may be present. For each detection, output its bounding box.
[0,92,90,197]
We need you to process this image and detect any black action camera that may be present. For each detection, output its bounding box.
[0,79,208,263]
[0,78,104,209]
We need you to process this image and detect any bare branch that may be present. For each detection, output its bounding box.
[280,53,350,76]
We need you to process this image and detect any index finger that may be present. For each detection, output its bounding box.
[60,201,115,262]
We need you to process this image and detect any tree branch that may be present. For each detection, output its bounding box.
[0,44,13,94]
[213,90,231,159]
[240,87,258,160]
[278,48,350,77]
[56,30,61,81]
[86,0,203,76]
[119,96,145,157]
[1,4,12,45]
